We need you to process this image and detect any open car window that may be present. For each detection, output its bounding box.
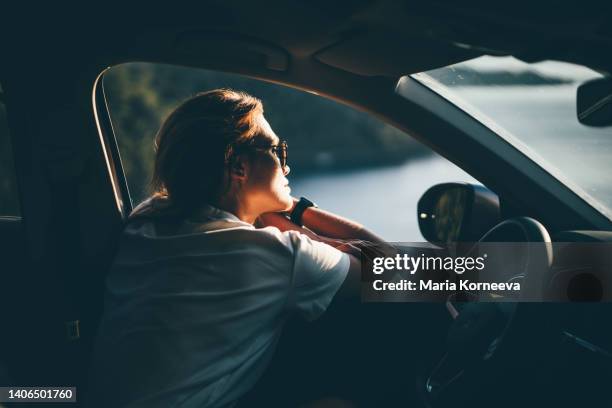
[411,56,612,221]
[102,63,477,241]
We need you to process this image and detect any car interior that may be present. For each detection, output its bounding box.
[1,2,612,406]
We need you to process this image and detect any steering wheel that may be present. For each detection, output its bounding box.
[424,217,553,404]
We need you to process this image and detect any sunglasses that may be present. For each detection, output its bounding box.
[268,140,288,169]
[238,140,288,169]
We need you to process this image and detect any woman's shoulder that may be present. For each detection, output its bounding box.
[128,195,174,220]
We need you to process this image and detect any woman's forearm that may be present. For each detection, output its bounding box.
[261,197,385,243]
[300,205,385,243]
[256,212,368,258]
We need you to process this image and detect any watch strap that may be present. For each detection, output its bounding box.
[290,197,317,226]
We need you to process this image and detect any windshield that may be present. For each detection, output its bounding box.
[410,56,612,220]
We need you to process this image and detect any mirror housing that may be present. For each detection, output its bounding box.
[417,183,500,244]
[577,77,612,127]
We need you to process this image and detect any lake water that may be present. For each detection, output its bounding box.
[290,154,477,242]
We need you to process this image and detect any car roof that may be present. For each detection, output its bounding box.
[4,1,611,76]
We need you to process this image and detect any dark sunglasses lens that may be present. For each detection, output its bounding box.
[280,143,287,168]
[275,142,287,168]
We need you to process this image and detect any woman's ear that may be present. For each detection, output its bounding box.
[228,155,248,181]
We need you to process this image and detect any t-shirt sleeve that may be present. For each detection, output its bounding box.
[286,231,351,321]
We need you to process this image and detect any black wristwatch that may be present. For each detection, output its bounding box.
[290,197,317,226]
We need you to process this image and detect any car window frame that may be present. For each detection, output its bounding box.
[92,69,133,219]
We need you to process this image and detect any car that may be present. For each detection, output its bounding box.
[0,2,611,407]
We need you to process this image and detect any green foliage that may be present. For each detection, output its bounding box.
[103,63,428,205]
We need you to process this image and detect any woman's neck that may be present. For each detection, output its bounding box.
[213,196,258,224]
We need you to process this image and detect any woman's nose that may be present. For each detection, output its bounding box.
[282,165,290,176]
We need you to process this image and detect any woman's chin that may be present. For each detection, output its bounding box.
[282,201,293,212]
[280,196,294,212]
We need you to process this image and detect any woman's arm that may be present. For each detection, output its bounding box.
[256,211,363,256]
[261,197,385,243]
[298,197,385,242]
[256,199,392,301]
[301,205,386,243]
[256,211,363,301]
[257,197,394,259]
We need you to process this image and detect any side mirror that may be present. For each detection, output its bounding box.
[417,183,500,244]
[577,77,612,127]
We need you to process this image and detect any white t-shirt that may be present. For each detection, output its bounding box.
[87,204,350,408]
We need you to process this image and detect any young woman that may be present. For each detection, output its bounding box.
[88,89,386,407]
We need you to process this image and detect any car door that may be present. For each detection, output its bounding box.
[0,80,27,385]
[0,59,129,399]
